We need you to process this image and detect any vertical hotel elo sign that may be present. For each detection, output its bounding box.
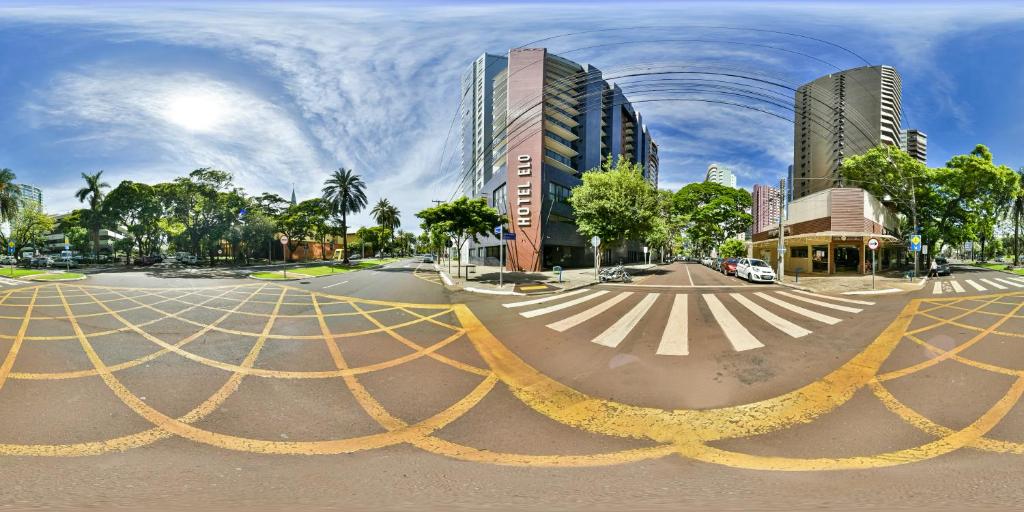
[516,154,532,227]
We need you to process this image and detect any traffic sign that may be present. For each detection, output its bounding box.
[7,241,13,248]
[280,235,289,245]
[590,236,600,248]
[65,244,70,251]
[910,235,922,252]
[922,245,928,255]
[643,246,648,254]
[494,226,502,236]
[502,232,516,240]
[868,238,879,250]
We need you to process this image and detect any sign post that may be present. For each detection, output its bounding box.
[910,234,922,278]
[280,235,289,278]
[868,238,879,290]
[495,226,503,288]
[8,241,14,277]
[591,236,601,281]
[643,245,649,266]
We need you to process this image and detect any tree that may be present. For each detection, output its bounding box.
[276,199,320,259]
[371,198,401,255]
[718,238,746,258]
[673,182,752,256]
[321,168,368,264]
[569,157,659,266]
[104,181,164,261]
[0,202,54,254]
[240,210,276,264]
[416,196,502,277]
[0,168,18,224]
[75,170,111,256]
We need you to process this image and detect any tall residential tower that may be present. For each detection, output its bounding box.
[793,65,902,198]
[704,163,737,188]
[899,128,927,165]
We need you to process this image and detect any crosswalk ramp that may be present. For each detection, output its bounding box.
[501,288,876,357]
[931,276,1024,295]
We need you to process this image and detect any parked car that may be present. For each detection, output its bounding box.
[934,257,951,276]
[53,256,79,268]
[736,258,776,283]
[712,257,724,272]
[721,258,738,276]
[422,254,434,263]
[31,256,54,268]
[0,255,15,265]
[701,256,713,266]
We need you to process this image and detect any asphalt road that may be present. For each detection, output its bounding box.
[2,259,1024,510]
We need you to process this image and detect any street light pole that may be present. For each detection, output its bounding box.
[776,177,786,282]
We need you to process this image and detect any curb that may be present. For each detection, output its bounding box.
[974,265,1024,279]
[463,287,526,296]
[841,288,904,295]
[23,274,88,282]
[249,272,311,281]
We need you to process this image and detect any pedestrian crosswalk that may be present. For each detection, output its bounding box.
[930,276,1024,295]
[0,276,23,287]
[500,288,876,357]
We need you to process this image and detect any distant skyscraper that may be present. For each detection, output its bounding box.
[899,128,927,165]
[460,53,508,198]
[785,165,794,202]
[793,65,902,198]
[16,183,42,209]
[705,163,737,188]
[752,184,781,234]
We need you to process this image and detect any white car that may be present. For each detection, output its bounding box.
[736,258,776,283]
[701,257,713,266]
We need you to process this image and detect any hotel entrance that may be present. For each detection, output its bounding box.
[834,245,861,273]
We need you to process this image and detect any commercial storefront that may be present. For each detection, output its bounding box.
[751,188,902,276]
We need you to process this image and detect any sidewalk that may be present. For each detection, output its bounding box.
[437,261,658,295]
[777,271,926,295]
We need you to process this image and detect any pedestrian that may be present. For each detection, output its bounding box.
[928,259,938,278]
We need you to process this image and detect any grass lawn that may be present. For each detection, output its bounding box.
[252,258,400,280]
[974,263,1024,276]
[3,268,45,278]
[250,271,311,280]
[27,272,86,281]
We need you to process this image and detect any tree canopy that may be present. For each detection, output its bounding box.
[416,196,502,277]
[673,181,752,256]
[569,157,659,257]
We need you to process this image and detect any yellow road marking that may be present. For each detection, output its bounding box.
[0,287,37,392]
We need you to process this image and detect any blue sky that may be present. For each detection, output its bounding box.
[1,1,1023,230]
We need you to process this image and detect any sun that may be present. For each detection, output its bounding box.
[163,91,229,132]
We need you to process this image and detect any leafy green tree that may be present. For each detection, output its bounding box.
[718,238,746,258]
[371,198,401,254]
[74,170,111,256]
[416,196,502,277]
[64,226,90,254]
[1013,168,1024,267]
[276,199,321,259]
[944,146,1019,261]
[104,181,164,259]
[0,202,54,254]
[322,168,368,264]
[673,182,752,256]
[0,168,19,224]
[240,210,276,264]
[569,157,659,266]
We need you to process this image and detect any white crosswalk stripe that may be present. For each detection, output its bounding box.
[775,291,863,313]
[702,294,764,351]
[547,292,633,332]
[0,276,21,287]
[951,281,965,293]
[752,292,841,325]
[981,279,1007,290]
[656,294,688,356]
[932,281,943,295]
[791,289,875,306]
[965,279,986,291]
[592,293,658,348]
[730,293,811,338]
[995,278,1023,288]
[503,288,588,308]
[520,291,608,318]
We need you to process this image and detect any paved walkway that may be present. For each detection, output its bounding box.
[778,271,925,294]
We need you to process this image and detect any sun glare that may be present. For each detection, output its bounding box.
[163,91,229,132]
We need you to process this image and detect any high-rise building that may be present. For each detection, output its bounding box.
[899,128,927,165]
[16,183,43,209]
[460,53,509,198]
[785,165,794,202]
[752,184,781,234]
[793,65,902,198]
[704,163,737,188]
[460,48,658,271]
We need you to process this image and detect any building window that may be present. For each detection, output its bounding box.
[790,246,809,258]
[492,184,507,212]
[544,149,573,167]
[547,182,571,205]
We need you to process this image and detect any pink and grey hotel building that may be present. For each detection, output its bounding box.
[460,48,659,271]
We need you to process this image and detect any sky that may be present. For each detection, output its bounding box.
[1,1,1023,231]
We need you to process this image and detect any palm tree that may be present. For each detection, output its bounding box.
[75,171,111,257]
[0,168,19,225]
[370,198,401,255]
[321,168,367,264]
